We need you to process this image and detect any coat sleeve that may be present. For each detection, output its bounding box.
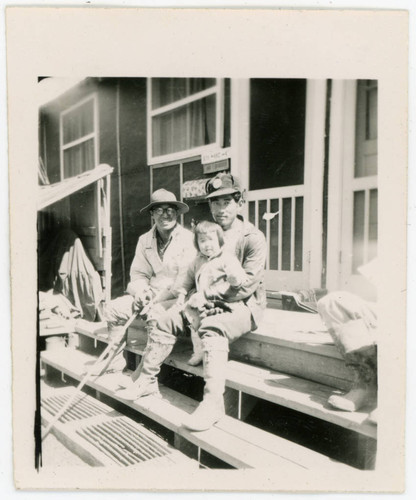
[126,237,153,296]
[171,258,197,297]
[222,231,267,302]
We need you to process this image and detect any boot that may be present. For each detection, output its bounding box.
[116,331,176,401]
[187,328,203,366]
[88,325,127,376]
[328,385,371,412]
[182,336,229,432]
[367,407,377,425]
[328,348,377,412]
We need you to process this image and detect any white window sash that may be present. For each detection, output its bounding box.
[147,78,224,165]
[59,93,99,180]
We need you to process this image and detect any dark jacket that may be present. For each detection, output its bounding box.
[232,217,267,329]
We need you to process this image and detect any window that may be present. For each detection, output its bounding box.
[60,94,98,179]
[355,80,377,178]
[148,78,224,164]
[352,80,378,273]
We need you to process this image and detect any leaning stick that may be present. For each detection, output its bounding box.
[42,309,140,441]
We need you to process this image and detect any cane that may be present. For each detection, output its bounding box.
[42,309,140,441]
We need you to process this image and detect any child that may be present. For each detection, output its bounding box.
[174,220,247,366]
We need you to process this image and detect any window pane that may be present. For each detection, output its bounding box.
[294,197,303,271]
[355,80,378,178]
[352,191,365,273]
[63,138,95,178]
[62,99,94,144]
[152,78,216,109]
[282,198,292,271]
[368,189,378,261]
[223,78,231,148]
[269,199,279,270]
[249,79,306,190]
[152,95,216,157]
[366,83,378,141]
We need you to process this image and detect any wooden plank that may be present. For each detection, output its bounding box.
[160,348,375,438]
[174,434,199,462]
[40,351,280,469]
[77,318,349,389]
[80,313,352,390]
[38,164,113,211]
[81,309,339,355]
[41,349,355,471]
[230,336,353,390]
[224,361,376,439]
[68,330,374,437]
[217,418,351,472]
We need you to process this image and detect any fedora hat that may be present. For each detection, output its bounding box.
[140,189,189,214]
[205,172,242,199]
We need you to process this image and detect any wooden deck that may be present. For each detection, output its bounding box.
[41,349,356,471]
[40,308,377,469]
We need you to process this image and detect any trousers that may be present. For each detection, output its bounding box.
[317,291,377,379]
[103,294,176,328]
[155,300,253,343]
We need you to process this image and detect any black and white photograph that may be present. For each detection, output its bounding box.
[5,5,409,493]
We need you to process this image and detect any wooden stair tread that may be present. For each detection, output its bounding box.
[41,349,355,471]
[76,310,341,359]
[72,326,376,439]
[167,349,376,438]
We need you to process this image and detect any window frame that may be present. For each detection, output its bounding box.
[147,78,224,165]
[59,93,99,180]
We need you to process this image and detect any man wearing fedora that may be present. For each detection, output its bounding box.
[117,172,267,432]
[91,188,196,375]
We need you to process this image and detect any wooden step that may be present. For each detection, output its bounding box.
[232,309,354,390]
[41,385,198,469]
[40,348,356,471]
[118,309,353,390]
[44,336,377,440]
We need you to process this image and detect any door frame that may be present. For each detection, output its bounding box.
[326,80,378,300]
[231,78,327,292]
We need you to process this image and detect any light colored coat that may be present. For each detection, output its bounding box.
[126,224,196,303]
[175,249,247,302]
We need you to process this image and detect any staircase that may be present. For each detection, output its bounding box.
[40,308,377,470]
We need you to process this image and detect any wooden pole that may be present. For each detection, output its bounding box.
[42,310,139,441]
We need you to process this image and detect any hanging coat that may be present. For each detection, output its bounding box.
[39,229,103,321]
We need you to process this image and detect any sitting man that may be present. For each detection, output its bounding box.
[317,290,377,424]
[91,188,196,375]
[117,172,267,432]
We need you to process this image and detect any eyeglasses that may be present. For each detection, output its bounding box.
[152,207,177,216]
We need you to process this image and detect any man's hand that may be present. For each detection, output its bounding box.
[175,292,186,308]
[187,292,207,311]
[199,300,232,319]
[133,289,153,312]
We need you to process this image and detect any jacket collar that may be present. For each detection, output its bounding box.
[144,223,182,249]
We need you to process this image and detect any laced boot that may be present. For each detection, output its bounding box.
[187,328,203,366]
[116,331,176,401]
[88,325,127,376]
[182,336,229,431]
